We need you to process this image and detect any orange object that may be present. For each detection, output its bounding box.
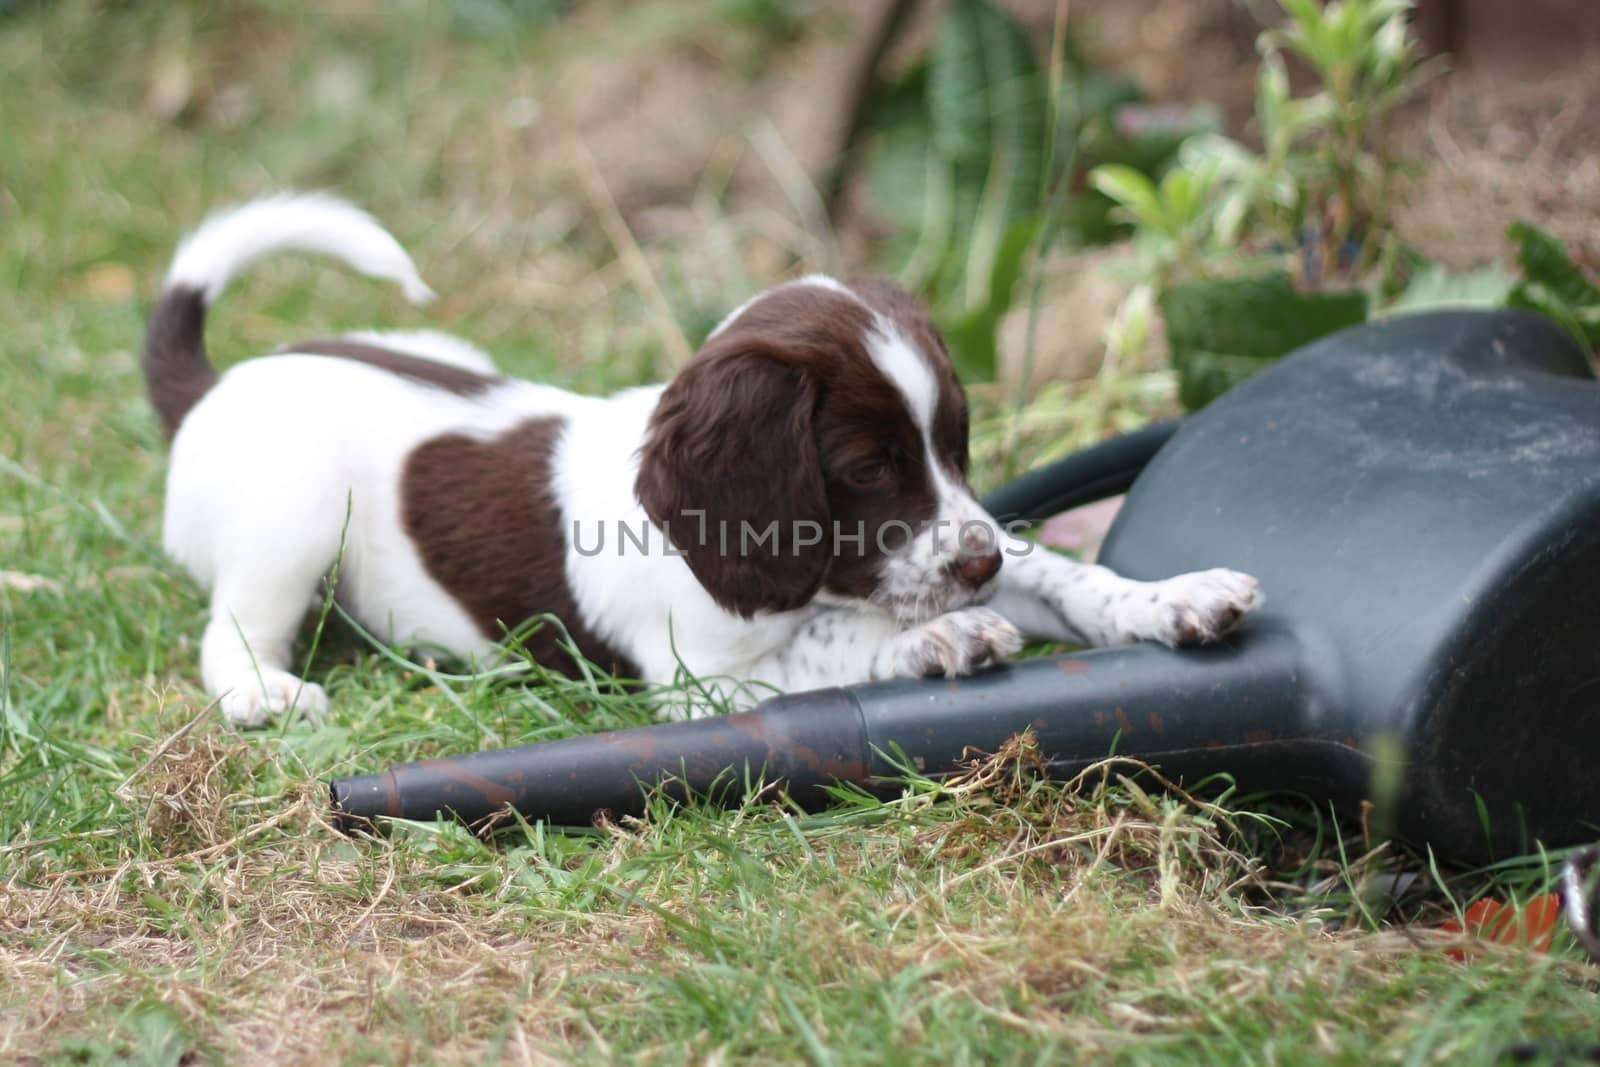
[1441,894,1562,958]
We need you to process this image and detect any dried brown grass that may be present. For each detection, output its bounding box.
[6,707,1590,1064]
[1397,63,1600,270]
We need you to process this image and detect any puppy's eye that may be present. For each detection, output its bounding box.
[844,458,894,490]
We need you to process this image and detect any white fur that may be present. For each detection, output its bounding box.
[168,192,435,306]
[860,317,1004,622]
[865,317,938,430]
[157,195,1262,725]
[985,537,1264,649]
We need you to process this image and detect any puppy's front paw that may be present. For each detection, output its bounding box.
[1119,569,1263,647]
[888,607,1023,679]
[217,669,329,728]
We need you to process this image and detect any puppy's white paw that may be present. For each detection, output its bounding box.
[217,670,329,727]
[1118,569,1263,647]
[889,607,1024,679]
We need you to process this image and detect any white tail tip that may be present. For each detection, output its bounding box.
[166,192,436,307]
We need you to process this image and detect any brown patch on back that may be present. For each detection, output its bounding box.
[401,417,637,679]
[283,337,500,396]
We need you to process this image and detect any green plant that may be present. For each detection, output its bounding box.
[1260,0,1438,279]
[862,0,1048,380]
[1099,0,1435,291]
[1506,221,1600,353]
[858,0,1210,381]
[1088,158,1233,292]
[1090,0,1438,408]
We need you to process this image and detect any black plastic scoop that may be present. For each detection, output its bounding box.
[331,310,1600,863]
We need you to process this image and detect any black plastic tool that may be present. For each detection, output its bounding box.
[331,310,1600,863]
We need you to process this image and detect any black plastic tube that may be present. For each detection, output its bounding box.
[329,622,1358,830]
[330,693,870,828]
[980,419,1180,527]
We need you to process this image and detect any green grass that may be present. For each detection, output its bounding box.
[2,2,1598,1064]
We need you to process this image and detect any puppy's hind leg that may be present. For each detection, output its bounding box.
[201,557,333,727]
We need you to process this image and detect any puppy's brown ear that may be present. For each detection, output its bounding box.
[636,345,829,617]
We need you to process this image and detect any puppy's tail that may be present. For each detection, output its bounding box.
[143,193,435,438]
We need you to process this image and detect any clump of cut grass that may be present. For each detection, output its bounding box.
[114,703,256,854]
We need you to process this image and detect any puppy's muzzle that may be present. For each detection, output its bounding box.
[951,522,1003,588]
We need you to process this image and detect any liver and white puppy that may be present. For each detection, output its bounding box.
[144,195,1262,725]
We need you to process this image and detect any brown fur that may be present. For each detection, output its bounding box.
[142,290,501,443]
[279,337,500,395]
[401,417,638,678]
[143,286,218,439]
[635,281,975,617]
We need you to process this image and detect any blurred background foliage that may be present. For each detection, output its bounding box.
[2,0,1597,481]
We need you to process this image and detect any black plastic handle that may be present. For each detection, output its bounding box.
[980,420,1180,527]
[330,622,1345,830]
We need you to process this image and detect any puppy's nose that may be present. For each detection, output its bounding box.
[956,548,1002,587]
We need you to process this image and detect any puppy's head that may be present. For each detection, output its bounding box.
[635,276,1002,622]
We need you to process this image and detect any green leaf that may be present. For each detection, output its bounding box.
[1089,164,1165,232]
[1162,272,1369,408]
[1277,0,1324,33]
[1510,219,1585,296]
[985,217,1041,326]
[928,0,1044,187]
[1507,220,1600,351]
[1383,262,1514,314]
[868,106,938,233]
[865,2,1049,267]
[873,0,1047,374]
[1158,164,1219,234]
[939,217,1040,380]
[928,0,1046,213]
[1256,52,1290,145]
[928,0,990,167]
[864,64,948,280]
[941,309,1002,383]
[964,132,1021,309]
